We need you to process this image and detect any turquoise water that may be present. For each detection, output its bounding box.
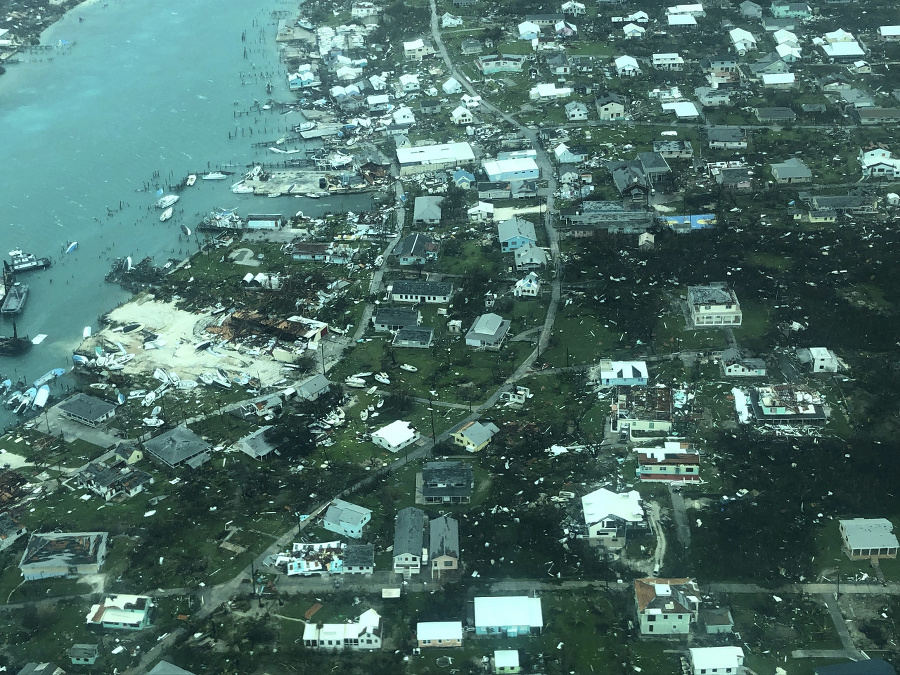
[0,0,373,428]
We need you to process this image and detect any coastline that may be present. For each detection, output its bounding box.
[0,0,89,59]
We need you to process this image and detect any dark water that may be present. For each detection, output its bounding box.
[0,0,374,429]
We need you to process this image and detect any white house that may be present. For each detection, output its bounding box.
[637,443,701,483]
[529,83,572,100]
[513,271,541,298]
[485,158,540,182]
[581,488,644,548]
[636,577,701,635]
[399,73,420,92]
[561,0,586,15]
[441,12,463,27]
[417,621,463,648]
[514,244,548,272]
[468,201,494,222]
[689,647,744,675]
[322,499,372,539]
[622,23,646,39]
[595,360,648,386]
[688,283,742,327]
[518,21,541,40]
[465,313,511,349]
[474,596,543,636]
[564,101,589,121]
[393,105,416,126]
[372,420,421,452]
[495,650,521,674]
[652,53,684,71]
[451,105,474,125]
[729,28,757,55]
[807,347,840,372]
[614,55,641,77]
[304,609,382,650]
[839,518,900,560]
[859,146,900,178]
[86,595,153,631]
[404,38,435,61]
[442,77,463,95]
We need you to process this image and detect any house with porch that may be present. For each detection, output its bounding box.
[420,461,474,504]
[393,507,428,575]
[303,609,382,650]
[636,442,701,483]
[465,313,511,350]
[429,514,460,578]
[582,488,645,548]
[840,518,899,560]
[473,596,543,636]
[635,577,701,635]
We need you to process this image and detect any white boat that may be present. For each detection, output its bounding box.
[33,368,65,388]
[298,121,316,132]
[351,372,373,379]
[89,382,108,390]
[360,408,369,421]
[142,392,156,407]
[72,354,90,366]
[186,174,197,186]
[202,172,227,180]
[83,326,91,340]
[117,392,126,405]
[150,405,162,417]
[346,138,357,147]
[400,364,417,372]
[159,207,174,222]
[153,368,170,383]
[6,392,22,408]
[32,386,50,410]
[176,379,198,390]
[376,398,384,409]
[128,389,147,399]
[199,372,214,386]
[181,224,192,237]
[0,380,10,395]
[345,377,366,388]
[143,418,164,427]
[231,180,254,194]
[366,385,378,395]
[168,371,180,384]
[155,195,179,209]
[374,372,391,385]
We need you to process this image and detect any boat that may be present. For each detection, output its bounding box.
[351,372,373,379]
[1,283,28,315]
[0,380,10,395]
[202,172,227,180]
[65,241,78,254]
[186,174,197,186]
[6,392,22,408]
[298,121,316,132]
[360,408,369,421]
[155,195,179,209]
[374,372,391,385]
[345,377,366,388]
[231,180,254,194]
[72,354,89,366]
[32,385,50,410]
[159,207,174,222]
[376,398,384,409]
[199,372,214,386]
[346,138,357,147]
[153,368,169,383]
[176,379,198,390]
[18,387,37,413]
[143,418,164,427]
[33,368,65,388]
[366,385,378,395]
[400,364,418,372]
[14,398,29,415]
[117,392,126,405]
[168,371,180,384]
[8,250,51,273]
[195,340,213,351]
[0,322,32,356]
[304,192,321,199]
[181,224,192,237]
[142,392,156,407]
[125,256,133,271]
[150,405,162,417]
[83,326,91,339]
[122,323,142,334]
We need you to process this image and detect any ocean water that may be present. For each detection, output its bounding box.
[0,0,373,429]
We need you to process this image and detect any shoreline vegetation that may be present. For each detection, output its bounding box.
[0,0,88,75]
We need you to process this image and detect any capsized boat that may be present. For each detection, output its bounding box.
[159,207,174,222]
[33,368,65,388]
[143,417,164,427]
[186,174,197,186]
[65,241,78,254]
[32,385,50,410]
[155,194,179,209]
[345,377,366,388]
[400,364,417,372]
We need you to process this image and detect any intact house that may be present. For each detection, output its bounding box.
[636,442,700,483]
[465,313,511,350]
[77,460,154,502]
[476,54,526,75]
[592,359,649,386]
[420,461,474,504]
[689,647,744,675]
[495,650,521,674]
[372,420,421,453]
[596,93,626,121]
[614,55,641,77]
[303,608,382,650]
[498,218,537,252]
[707,126,747,150]
[413,196,443,226]
[397,233,439,265]
[755,106,796,124]
[20,531,108,580]
[700,608,735,635]
[564,101,589,121]
[417,621,463,648]
[0,513,26,552]
[839,518,899,560]
[67,644,100,666]
[473,596,543,636]
[393,506,428,575]
[635,577,701,635]
[57,393,116,428]
[404,38,435,61]
[143,426,211,469]
[769,157,812,184]
[322,499,372,539]
[514,244,548,272]
[484,158,540,182]
[397,142,475,176]
[721,347,767,377]
[430,514,460,578]
[451,105,474,125]
[451,420,500,452]
[393,327,435,349]
[372,307,421,332]
[86,594,153,631]
[514,271,541,297]
[390,280,453,304]
[652,53,684,71]
[687,283,742,327]
[581,488,645,548]
[859,146,900,179]
[803,346,840,373]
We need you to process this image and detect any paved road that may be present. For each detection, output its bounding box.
[821,592,866,660]
[668,484,692,549]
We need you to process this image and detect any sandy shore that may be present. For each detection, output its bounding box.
[82,296,291,386]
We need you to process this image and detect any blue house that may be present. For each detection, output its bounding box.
[497,217,537,252]
[596,360,648,386]
[474,596,543,636]
[453,168,476,189]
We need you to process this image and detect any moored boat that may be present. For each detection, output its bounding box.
[32,385,50,410]
[33,368,65,388]
[202,172,227,180]
[155,194,179,209]
[1,283,28,315]
[8,250,51,273]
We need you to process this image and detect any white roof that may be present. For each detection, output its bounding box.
[776,44,802,59]
[667,3,703,13]
[615,55,640,70]
[417,621,463,641]
[600,360,648,380]
[623,22,646,33]
[662,100,700,117]
[690,647,744,671]
[824,28,854,43]
[880,25,900,37]
[484,157,539,176]
[399,73,419,84]
[762,72,795,84]
[397,142,475,166]
[372,420,418,447]
[474,596,543,629]
[774,28,798,44]
[404,38,425,50]
[822,41,864,58]
[495,650,520,668]
[519,20,540,32]
[653,52,684,61]
[582,488,644,525]
[841,518,900,550]
[668,14,697,25]
[730,27,756,44]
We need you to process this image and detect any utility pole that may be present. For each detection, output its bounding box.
[320,341,326,374]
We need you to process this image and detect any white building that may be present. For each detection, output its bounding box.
[687,283,742,327]
[451,105,474,125]
[484,157,540,182]
[636,577,701,635]
[614,55,641,77]
[729,28,757,54]
[303,609,382,650]
[564,101,589,121]
[840,518,900,560]
[513,271,541,297]
[529,83,572,100]
[86,595,153,631]
[689,647,744,675]
[372,420,421,452]
[397,142,475,175]
[399,73,420,92]
[859,146,900,178]
[474,596,543,636]
[807,347,840,372]
[417,621,463,648]
[442,77,463,95]
[322,499,372,539]
[581,488,644,548]
[652,53,684,70]
[622,23,646,38]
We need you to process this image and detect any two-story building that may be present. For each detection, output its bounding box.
[581,488,645,548]
[420,461,474,504]
[451,421,500,452]
[635,577,701,635]
[687,283,742,327]
[636,442,701,483]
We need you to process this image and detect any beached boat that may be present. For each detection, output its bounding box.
[155,194,179,209]
[345,377,366,388]
[0,380,10,395]
[142,392,156,407]
[202,172,227,180]
[122,323,142,333]
[366,385,378,395]
[159,207,174,222]
[153,368,170,383]
[231,180,254,194]
[150,405,162,417]
[8,250,51,273]
[33,368,65,388]
[360,408,369,421]
[376,398,384,409]
[374,372,391,385]
[1,283,28,315]
[195,340,213,351]
[351,372,373,379]
[83,326,91,340]
[72,354,89,366]
[400,364,417,372]
[32,385,50,410]
[143,418,164,427]
[176,379,198,390]
[298,121,316,132]
[186,174,197,186]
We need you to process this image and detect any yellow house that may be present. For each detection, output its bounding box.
[451,420,499,452]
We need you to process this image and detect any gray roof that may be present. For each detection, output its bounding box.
[57,393,116,422]
[239,426,278,458]
[423,461,473,487]
[394,506,427,557]
[397,233,437,258]
[455,421,499,446]
[815,660,896,675]
[17,665,67,675]
[755,106,796,120]
[20,531,108,570]
[637,151,671,175]
[147,662,198,675]
[394,327,435,344]
[688,283,736,306]
[466,313,510,342]
[392,279,453,297]
[515,245,548,267]
[297,374,331,400]
[429,515,459,559]
[497,217,536,244]
[144,426,211,467]
[608,161,650,193]
[841,518,900,551]
[344,543,375,567]
[707,126,746,143]
[325,499,372,527]
[0,513,22,539]
[596,92,625,106]
[413,196,444,222]
[373,307,420,327]
[771,158,811,180]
